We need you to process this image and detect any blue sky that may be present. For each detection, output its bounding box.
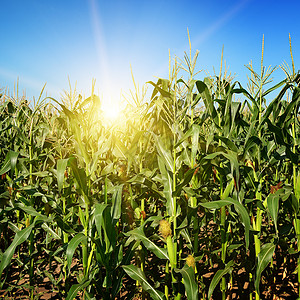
[0,0,299,104]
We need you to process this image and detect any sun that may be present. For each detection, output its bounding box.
[100,90,124,123]
[102,99,121,120]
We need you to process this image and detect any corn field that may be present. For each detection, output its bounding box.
[0,40,300,299]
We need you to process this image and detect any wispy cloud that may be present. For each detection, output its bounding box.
[191,0,251,49]
[155,0,252,77]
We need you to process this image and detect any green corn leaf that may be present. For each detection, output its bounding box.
[158,156,174,218]
[125,227,169,260]
[259,82,291,128]
[176,265,198,300]
[0,150,19,176]
[166,236,175,268]
[147,80,172,98]
[262,78,286,98]
[48,97,76,121]
[232,87,258,109]
[55,216,76,234]
[43,270,57,286]
[30,171,51,177]
[155,136,174,172]
[77,95,94,110]
[205,151,240,191]
[196,80,218,125]
[180,228,193,248]
[266,193,279,233]
[177,78,189,89]
[173,168,195,197]
[123,265,165,300]
[0,222,35,275]
[278,93,300,127]
[175,123,197,147]
[107,206,118,246]
[229,101,241,136]
[68,157,88,196]
[95,202,117,251]
[295,173,300,201]
[41,223,61,240]
[243,136,261,158]
[11,125,30,144]
[111,184,123,221]
[222,151,240,189]
[95,203,108,241]
[255,243,276,294]
[14,203,48,221]
[215,136,238,152]
[221,178,235,200]
[78,207,87,228]
[199,198,250,249]
[57,158,69,192]
[265,119,287,146]
[65,279,91,300]
[191,124,200,166]
[208,260,234,299]
[111,268,127,299]
[66,233,87,270]
[112,135,127,158]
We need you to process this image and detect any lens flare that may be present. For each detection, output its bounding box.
[102,99,121,120]
[100,90,124,123]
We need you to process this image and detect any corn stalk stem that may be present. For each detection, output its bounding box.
[82,203,89,277]
[292,118,300,295]
[255,50,264,297]
[220,175,227,300]
[29,117,35,299]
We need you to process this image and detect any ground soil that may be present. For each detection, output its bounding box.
[0,219,298,299]
[0,251,298,299]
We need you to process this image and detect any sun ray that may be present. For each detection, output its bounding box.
[88,0,124,124]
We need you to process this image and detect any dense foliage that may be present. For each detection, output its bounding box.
[0,46,300,299]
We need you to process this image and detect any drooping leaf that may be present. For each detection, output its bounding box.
[243,135,261,158]
[0,222,35,275]
[125,227,169,260]
[0,150,19,176]
[68,157,88,196]
[176,265,198,300]
[199,198,250,249]
[14,203,48,221]
[147,80,172,98]
[66,233,87,270]
[215,136,238,152]
[196,80,218,125]
[65,279,91,300]
[55,216,76,234]
[255,243,276,294]
[41,223,61,240]
[123,265,165,300]
[208,260,234,299]
[204,151,240,191]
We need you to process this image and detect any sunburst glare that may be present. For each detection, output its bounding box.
[100,89,124,123]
